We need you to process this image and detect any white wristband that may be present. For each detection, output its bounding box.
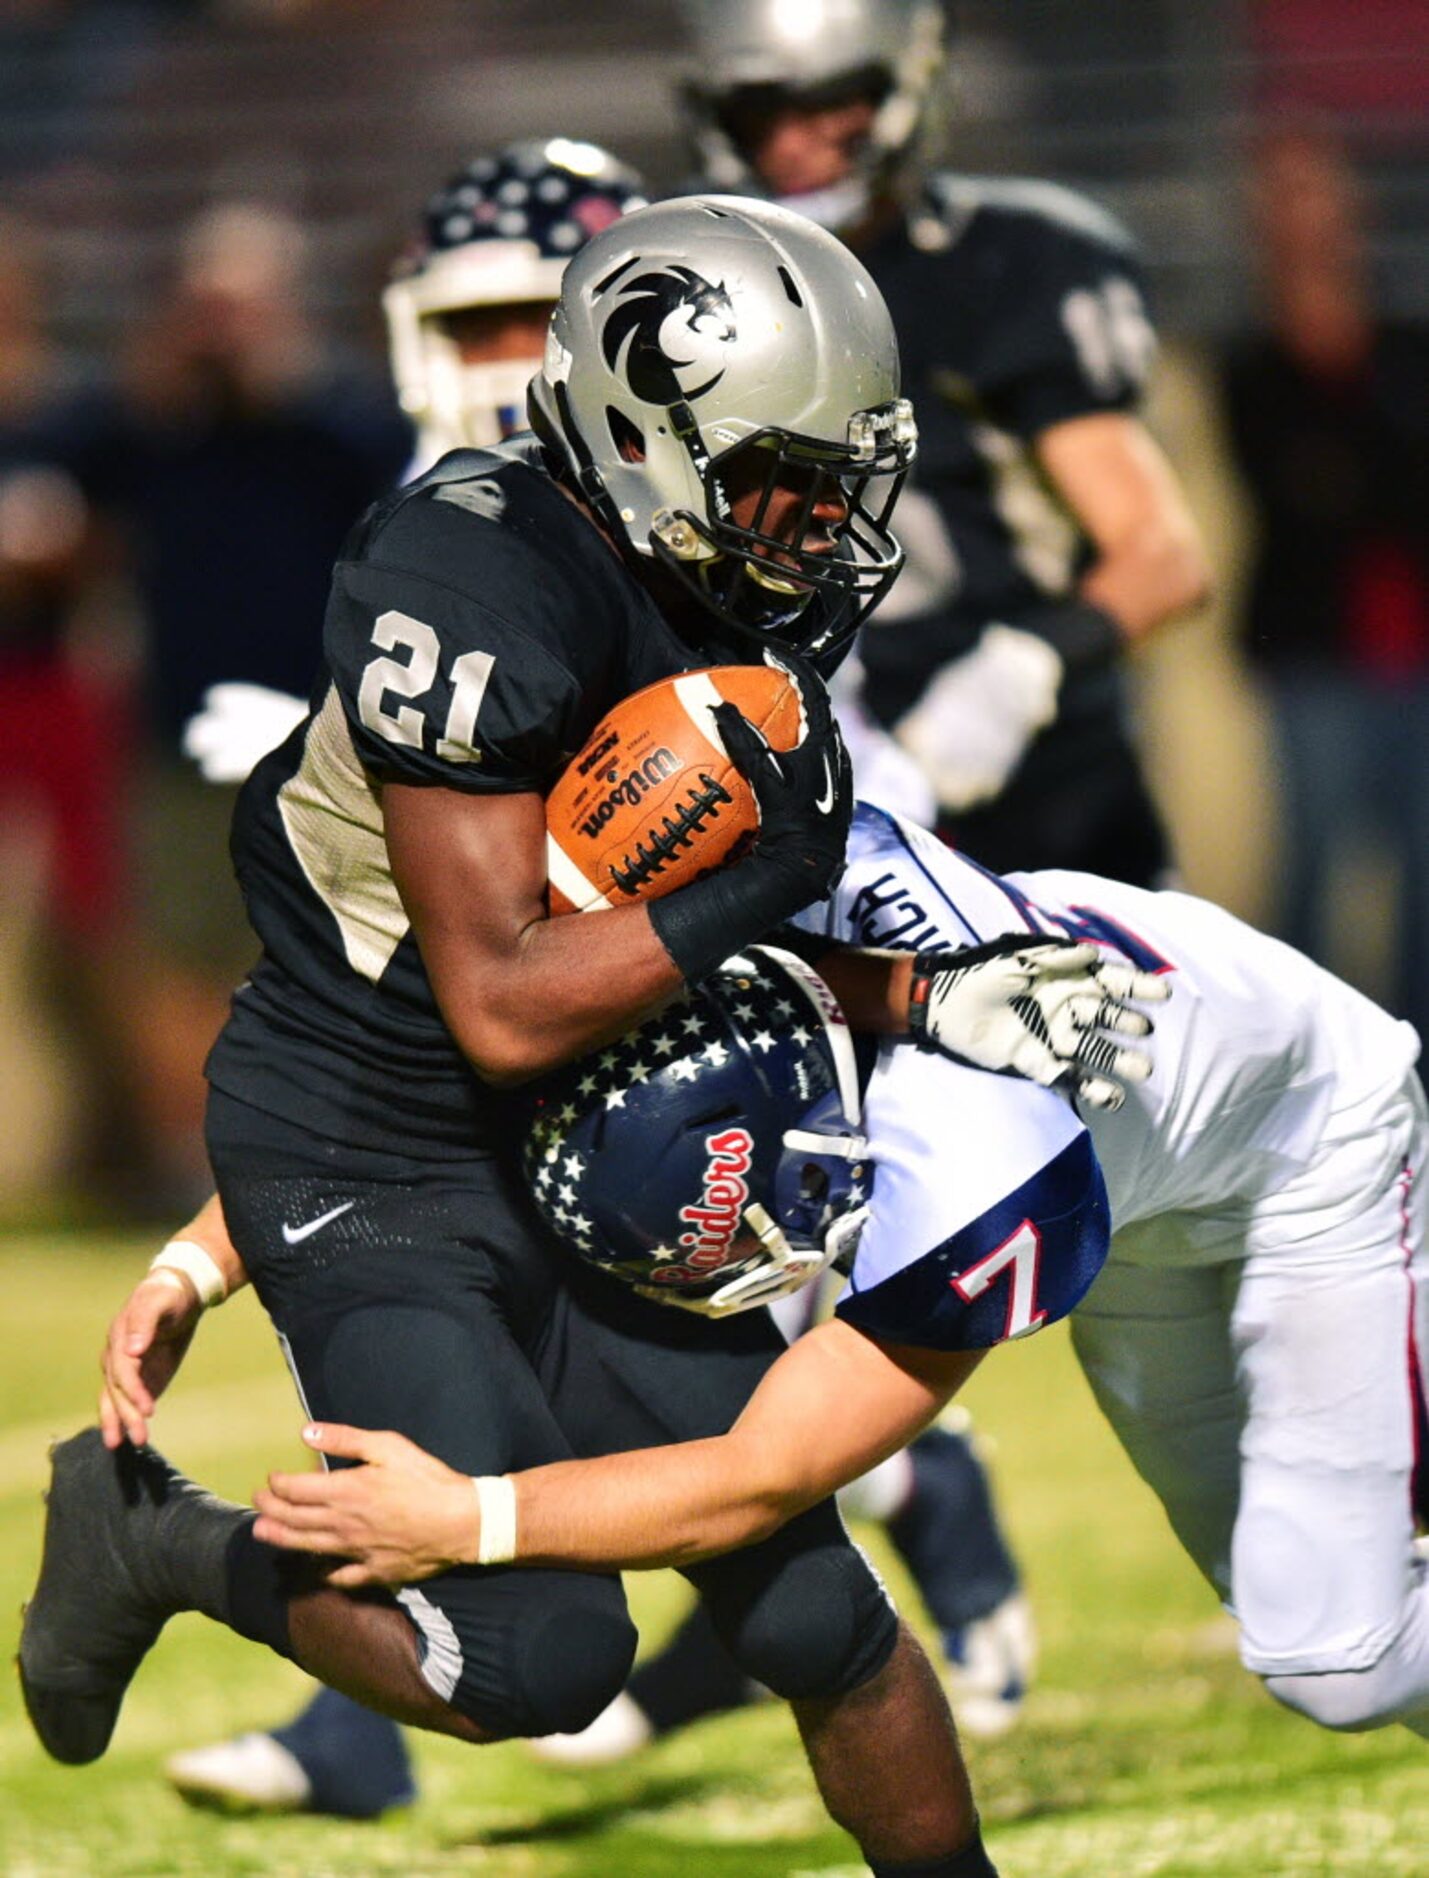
[148,1239,227,1309]
[472,1474,518,1566]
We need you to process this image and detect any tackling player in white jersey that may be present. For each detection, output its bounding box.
[255,802,1429,1740]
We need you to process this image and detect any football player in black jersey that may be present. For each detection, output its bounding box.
[679,0,1210,883]
[62,135,1154,1842]
[23,196,1025,1878]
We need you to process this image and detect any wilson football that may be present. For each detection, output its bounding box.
[545,665,805,915]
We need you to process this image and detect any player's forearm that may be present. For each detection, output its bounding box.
[815,947,913,1034]
[426,900,683,1083]
[166,1192,250,1298]
[264,1327,973,1586]
[508,1323,964,1571]
[1035,412,1211,643]
[387,782,685,1082]
[509,1433,808,1569]
[1079,515,1210,641]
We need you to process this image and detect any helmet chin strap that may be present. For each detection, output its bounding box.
[773,177,871,233]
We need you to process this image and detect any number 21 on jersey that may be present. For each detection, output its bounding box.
[358,609,495,764]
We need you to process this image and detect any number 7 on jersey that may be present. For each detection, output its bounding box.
[950,1221,1047,1342]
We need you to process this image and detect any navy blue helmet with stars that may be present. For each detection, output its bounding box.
[383,137,649,458]
[521,946,871,1317]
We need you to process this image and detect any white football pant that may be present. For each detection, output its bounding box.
[1072,1070,1429,1734]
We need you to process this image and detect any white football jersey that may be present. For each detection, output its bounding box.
[793,806,1422,1351]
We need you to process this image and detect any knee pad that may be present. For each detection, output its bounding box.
[512,1584,639,1737]
[694,1514,898,1702]
[417,1570,637,1740]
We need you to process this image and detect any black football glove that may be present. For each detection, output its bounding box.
[713,650,852,895]
[647,653,853,984]
[907,934,1170,1111]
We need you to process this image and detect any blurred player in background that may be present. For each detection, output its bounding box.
[384,137,649,473]
[167,136,1039,1815]
[678,0,1208,875]
[78,202,411,1205]
[1221,126,1429,1046]
[0,212,136,1209]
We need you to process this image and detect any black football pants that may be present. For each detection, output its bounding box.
[207,1088,897,1737]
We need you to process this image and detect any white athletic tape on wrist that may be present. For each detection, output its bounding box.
[148,1239,227,1308]
[472,1474,518,1566]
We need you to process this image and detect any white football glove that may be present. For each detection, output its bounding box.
[182,683,307,784]
[907,936,1171,1112]
[893,625,1063,813]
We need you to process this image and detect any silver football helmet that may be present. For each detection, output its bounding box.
[528,194,916,659]
[383,138,648,462]
[679,0,945,230]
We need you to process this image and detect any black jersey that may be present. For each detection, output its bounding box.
[206,443,701,1158]
[856,175,1156,732]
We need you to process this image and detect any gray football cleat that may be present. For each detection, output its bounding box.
[19,1429,241,1765]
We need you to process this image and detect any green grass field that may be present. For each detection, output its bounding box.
[1,1234,1424,1878]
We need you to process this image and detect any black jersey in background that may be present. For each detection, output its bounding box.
[856,176,1171,885]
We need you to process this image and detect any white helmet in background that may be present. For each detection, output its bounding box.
[383,138,648,460]
[678,0,945,231]
[528,194,916,661]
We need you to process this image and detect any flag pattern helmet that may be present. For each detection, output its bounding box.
[521,947,872,1317]
[528,194,916,662]
[679,0,946,230]
[383,137,648,458]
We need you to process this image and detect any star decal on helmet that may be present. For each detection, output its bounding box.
[520,954,868,1312]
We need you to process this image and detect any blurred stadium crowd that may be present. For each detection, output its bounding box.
[0,0,1425,1221]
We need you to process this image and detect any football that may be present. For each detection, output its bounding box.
[545,664,805,915]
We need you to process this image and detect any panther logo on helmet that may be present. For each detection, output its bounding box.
[599,265,737,405]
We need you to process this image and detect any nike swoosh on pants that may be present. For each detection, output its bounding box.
[280,1201,355,1246]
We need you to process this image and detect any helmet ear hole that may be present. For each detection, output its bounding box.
[799,1162,830,1208]
[607,406,646,464]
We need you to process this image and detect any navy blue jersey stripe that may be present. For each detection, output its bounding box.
[941,839,1050,936]
[837,1132,1110,1352]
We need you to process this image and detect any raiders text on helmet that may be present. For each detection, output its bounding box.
[529,195,916,661]
[521,946,872,1317]
[383,138,648,461]
[679,0,946,230]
